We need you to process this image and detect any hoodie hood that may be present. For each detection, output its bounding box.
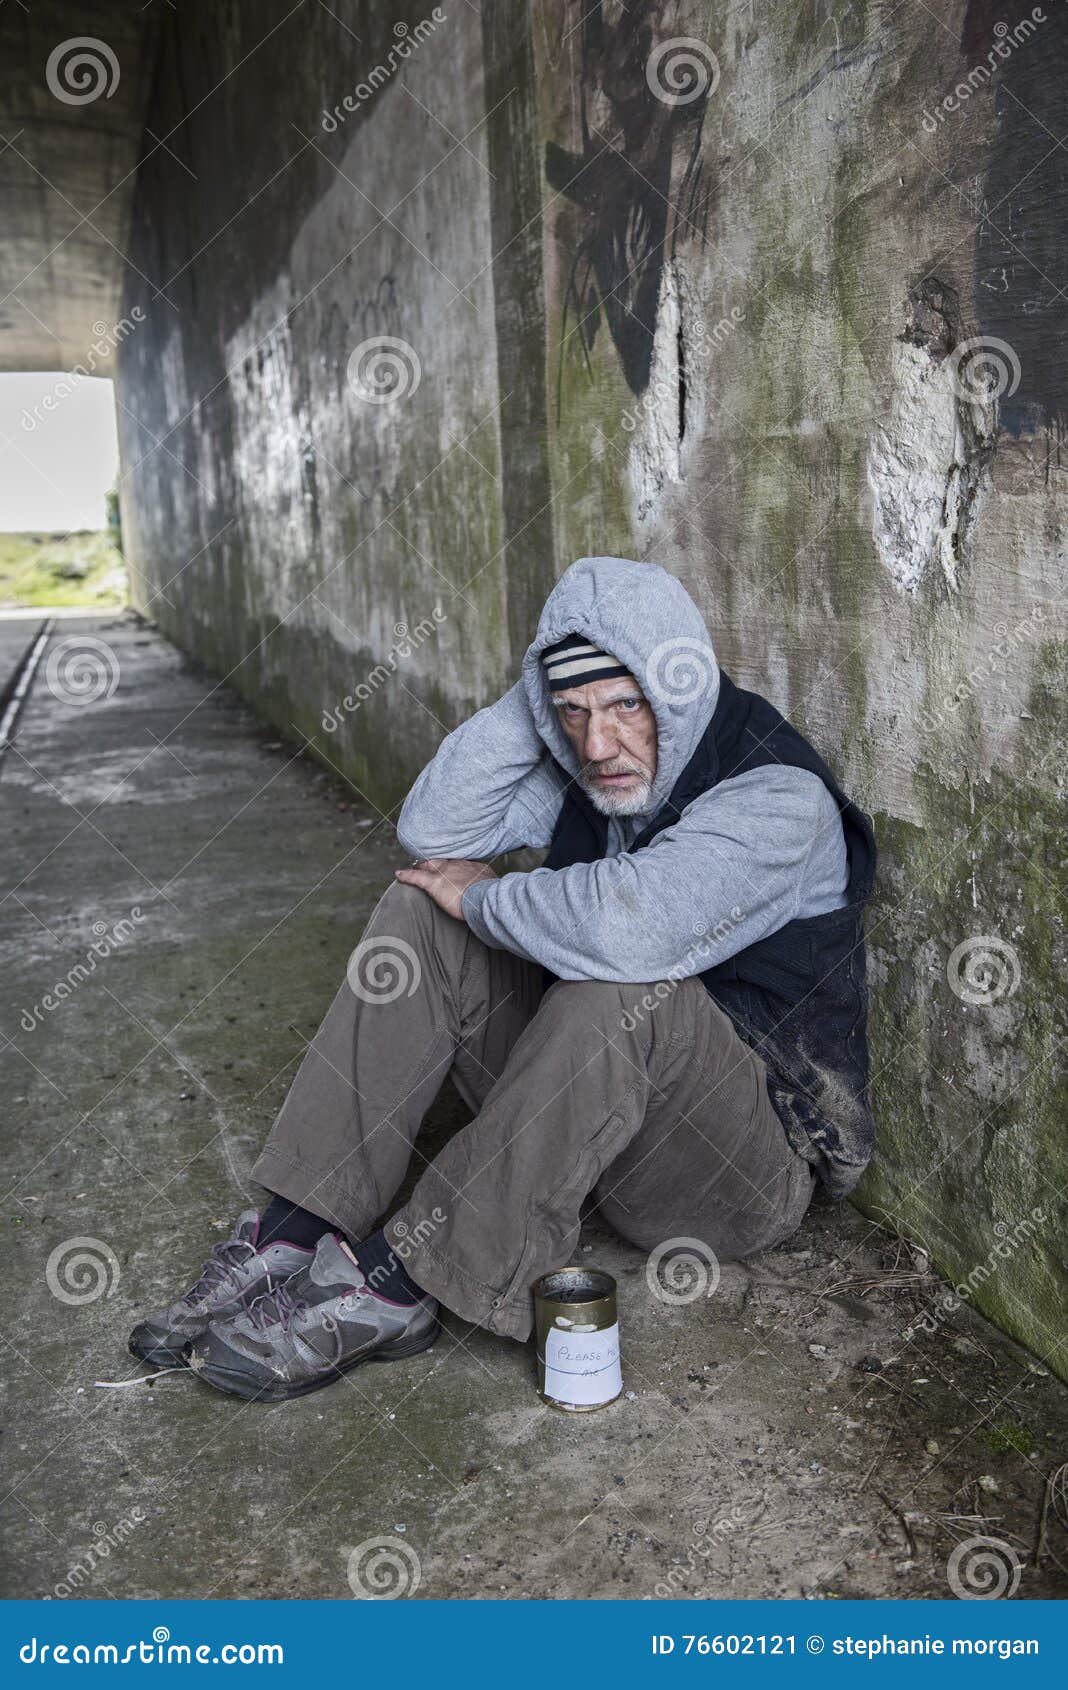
[521,556,720,818]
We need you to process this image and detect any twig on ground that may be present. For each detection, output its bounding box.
[1049,1462,1068,1531]
[933,1510,1003,1542]
[1034,1474,1051,1568]
[93,1368,190,1388]
[877,1489,919,1559]
[1034,1463,1068,1571]
[742,1267,933,1303]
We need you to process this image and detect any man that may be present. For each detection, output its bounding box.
[129,556,876,1401]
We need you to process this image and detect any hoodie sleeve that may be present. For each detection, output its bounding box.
[460,766,848,980]
[396,681,567,859]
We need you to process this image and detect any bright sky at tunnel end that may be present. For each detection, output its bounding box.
[0,374,119,531]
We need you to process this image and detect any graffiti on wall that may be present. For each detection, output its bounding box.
[545,1,714,399]
[963,0,1068,439]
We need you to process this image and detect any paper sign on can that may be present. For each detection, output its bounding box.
[543,1321,622,1408]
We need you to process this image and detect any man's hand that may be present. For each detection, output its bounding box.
[393,857,497,922]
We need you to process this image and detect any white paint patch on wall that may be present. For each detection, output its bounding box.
[628,260,682,531]
[866,337,982,596]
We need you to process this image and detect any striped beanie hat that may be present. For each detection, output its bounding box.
[540,631,632,692]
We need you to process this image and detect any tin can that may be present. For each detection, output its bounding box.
[533,1266,622,1412]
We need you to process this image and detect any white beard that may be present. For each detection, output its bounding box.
[580,771,654,817]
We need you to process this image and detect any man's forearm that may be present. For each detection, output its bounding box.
[460,767,847,979]
[396,681,565,860]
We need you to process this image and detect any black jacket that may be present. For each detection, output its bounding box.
[543,671,878,1196]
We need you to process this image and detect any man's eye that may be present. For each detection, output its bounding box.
[618,698,641,712]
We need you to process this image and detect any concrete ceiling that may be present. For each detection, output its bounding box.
[0,1,159,374]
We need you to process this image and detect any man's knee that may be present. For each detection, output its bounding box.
[372,879,429,925]
[351,880,439,982]
[358,877,464,970]
[367,877,459,940]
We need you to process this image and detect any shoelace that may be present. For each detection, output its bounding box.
[246,1278,310,1334]
[179,1237,257,1307]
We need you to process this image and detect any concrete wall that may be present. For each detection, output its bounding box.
[0,1,160,372]
[117,1,1067,1376]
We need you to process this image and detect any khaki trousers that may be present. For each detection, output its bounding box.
[252,881,814,1341]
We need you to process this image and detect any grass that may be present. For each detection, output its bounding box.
[0,530,128,610]
[978,1418,1035,1458]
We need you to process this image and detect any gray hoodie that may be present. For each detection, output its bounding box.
[396,557,846,982]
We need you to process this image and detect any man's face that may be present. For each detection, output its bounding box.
[551,674,658,817]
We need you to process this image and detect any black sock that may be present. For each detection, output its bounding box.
[258,1195,336,1252]
[353,1227,423,1305]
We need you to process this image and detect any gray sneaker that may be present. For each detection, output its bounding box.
[186,1232,441,1400]
[128,1211,314,1368]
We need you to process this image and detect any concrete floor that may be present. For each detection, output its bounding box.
[1,612,1066,1601]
